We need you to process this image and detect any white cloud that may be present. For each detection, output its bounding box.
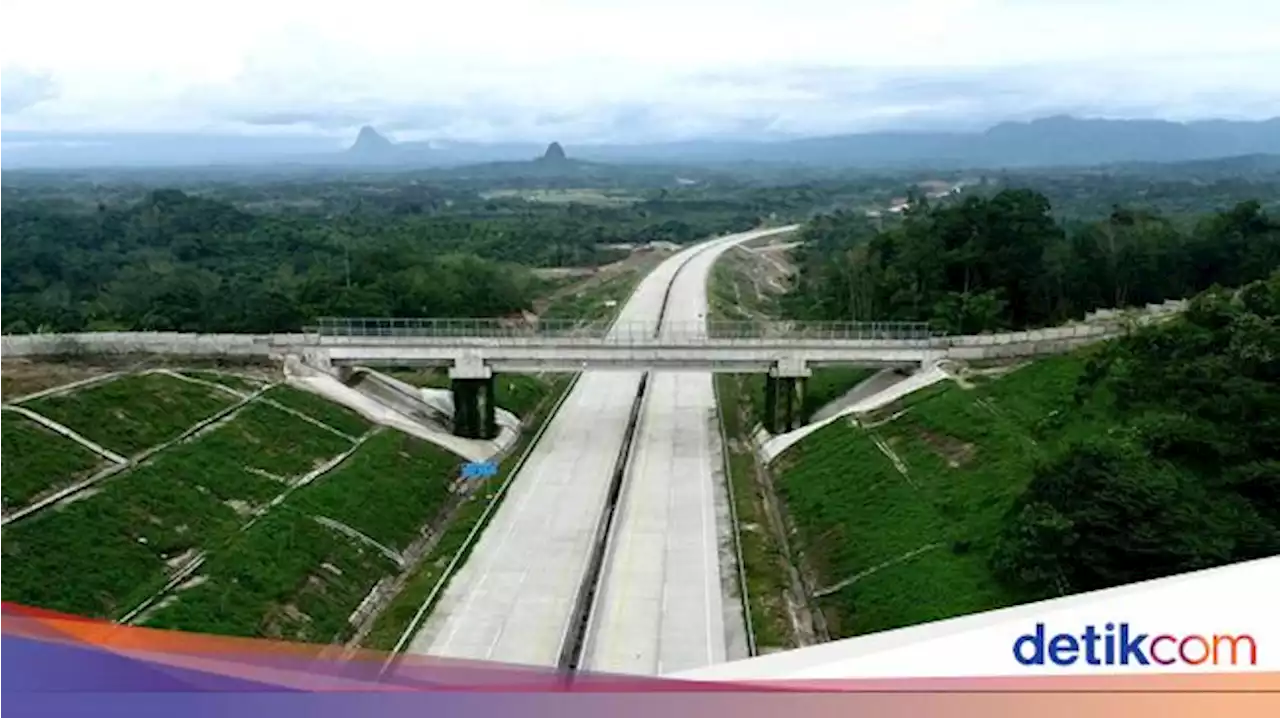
[1,0,1277,140]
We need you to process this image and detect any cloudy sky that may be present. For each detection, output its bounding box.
[2,0,1278,143]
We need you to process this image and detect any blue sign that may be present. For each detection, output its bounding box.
[461,461,498,480]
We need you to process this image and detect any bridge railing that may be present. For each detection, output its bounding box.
[305,317,936,344]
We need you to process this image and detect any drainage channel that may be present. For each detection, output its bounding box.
[555,239,723,675]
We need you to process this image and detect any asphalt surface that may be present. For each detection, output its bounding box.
[405,239,713,666]
[582,227,797,675]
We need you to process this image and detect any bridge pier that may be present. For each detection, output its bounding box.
[763,359,810,434]
[449,358,497,440]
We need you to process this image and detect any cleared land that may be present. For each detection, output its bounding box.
[538,252,667,322]
[479,188,640,206]
[1,359,113,400]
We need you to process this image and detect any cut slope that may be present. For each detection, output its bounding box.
[773,355,1091,637]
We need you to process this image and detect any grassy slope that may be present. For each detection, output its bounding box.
[143,510,398,642]
[290,430,463,552]
[1,412,107,509]
[715,374,794,649]
[708,241,881,649]
[261,385,371,437]
[1,400,356,619]
[775,354,1100,637]
[540,260,656,322]
[22,373,238,455]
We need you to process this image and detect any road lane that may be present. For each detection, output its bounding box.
[582,226,799,675]
[405,237,725,666]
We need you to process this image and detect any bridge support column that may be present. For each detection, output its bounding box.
[481,374,497,439]
[449,357,496,439]
[766,358,811,434]
[764,375,779,433]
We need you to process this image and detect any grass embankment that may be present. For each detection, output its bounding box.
[709,238,885,650]
[22,373,239,455]
[360,372,573,650]
[709,249,781,321]
[715,374,794,650]
[290,430,463,553]
[143,509,399,641]
[135,391,492,641]
[261,385,370,437]
[540,258,659,323]
[2,399,358,620]
[1,412,108,510]
[775,355,1098,637]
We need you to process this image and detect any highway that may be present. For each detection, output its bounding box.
[580,229,792,674]
[404,228,790,668]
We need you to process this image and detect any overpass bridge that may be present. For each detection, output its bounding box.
[284,317,1128,437]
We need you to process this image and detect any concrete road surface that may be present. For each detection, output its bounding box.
[582,226,798,675]
[405,232,773,667]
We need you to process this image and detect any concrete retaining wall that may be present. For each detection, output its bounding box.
[1,332,306,358]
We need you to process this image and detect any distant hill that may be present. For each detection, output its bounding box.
[339,116,1280,169]
[4,116,1278,170]
[348,125,395,156]
[540,142,568,162]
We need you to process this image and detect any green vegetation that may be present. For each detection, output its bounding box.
[143,510,398,642]
[183,401,355,495]
[1,394,357,619]
[361,374,572,650]
[23,373,237,455]
[789,193,1279,333]
[776,355,1092,636]
[261,385,370,437]
[1,412,107,509]
[771,274,1279,637]
[291,430,462,552]
[799,368,877,423]
[715,374,795,650]
[1,179,781,333]
[180,370,267,394]
[993,274,1280,597]
[709,247,785,321]
[2,467,241,618]
[540,261,655,322]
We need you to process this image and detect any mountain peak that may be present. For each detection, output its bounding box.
[349,125,394,154]
[541,141,567,161]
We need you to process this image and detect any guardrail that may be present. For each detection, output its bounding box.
[306,317,936,342]
[2,309,1183,360]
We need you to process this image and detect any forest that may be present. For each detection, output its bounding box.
[786,191,1280,333]
[0,185,767,333]
[993,272,1280,597]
